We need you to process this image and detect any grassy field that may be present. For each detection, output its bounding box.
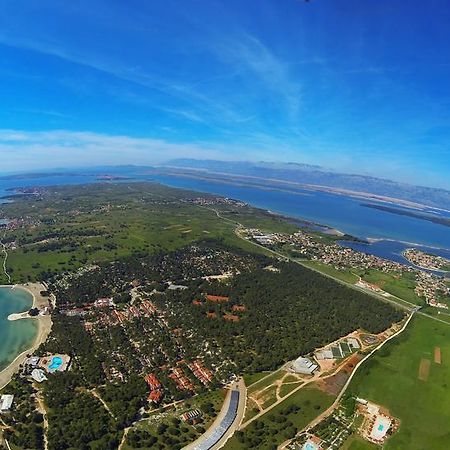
[215,204,298,235]
[0,183,297,283]
[243,372,271,387]
[299,262,425,308]
[279,381,302,398]
[224,386,334,450]
[298,260,360,284]
[246,369,285,395]
[347,315,450,449]
[360,270,423,305]
[341,435,379,450]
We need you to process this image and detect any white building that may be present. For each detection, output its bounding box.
[0,394,14,412]
[26,356,40,367]
[315,349,334,360]
[347,338,361,350]
[291,357,318,375]
[31,368,48,383]
[168,284,188,291]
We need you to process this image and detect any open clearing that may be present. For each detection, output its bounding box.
[348,315,450,450]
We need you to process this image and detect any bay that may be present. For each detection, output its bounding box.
[0,287,37,371]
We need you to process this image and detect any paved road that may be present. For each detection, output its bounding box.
[183,378,246,450]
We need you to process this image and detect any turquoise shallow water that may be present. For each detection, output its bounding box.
[0,287,37,371]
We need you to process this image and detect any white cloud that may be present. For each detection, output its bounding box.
[212,33,302,120]
[0,129,228,173]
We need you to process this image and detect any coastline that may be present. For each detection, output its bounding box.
[400,250,450,274]
[0,283,53,390]
[156,167,450,214]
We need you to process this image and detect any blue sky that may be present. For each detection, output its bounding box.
[0,0,449,188]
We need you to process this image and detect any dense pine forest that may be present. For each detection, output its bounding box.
[158,258,405,372]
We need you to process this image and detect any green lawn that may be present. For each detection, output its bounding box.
[348,315,450,450]
[246,369,284,395]
[341,435,379,450]
[243,372,271,387]
[260,385,278,409]
[279,381,302,398]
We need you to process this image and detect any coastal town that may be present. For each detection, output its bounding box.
[243,228,450,310]
[403,248,450,272]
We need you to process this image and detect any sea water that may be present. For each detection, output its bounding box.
[0,287,37,371]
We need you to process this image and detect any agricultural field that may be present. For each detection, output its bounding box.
[347,315,450,450]
[359,270,424,305]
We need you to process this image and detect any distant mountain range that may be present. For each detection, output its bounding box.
[164,159,450,211]
[2,161,449,211]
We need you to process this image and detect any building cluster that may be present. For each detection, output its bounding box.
[244,229,407,273]
[169,367,195,392]
[244,228,450,309]
[315,337,361,361]
[166,358,215,394]
[184,196,247,207]
[403,248,450,272]
[415,272,450,309]
[356,398,398,445]
[186,360,214,386]
[0,217,37,232]
[64,298,159,328]
[21,354,71,384]
[290,357,318,375]
[145,373,163,404]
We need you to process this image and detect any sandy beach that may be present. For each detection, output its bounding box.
[0,282,53,390]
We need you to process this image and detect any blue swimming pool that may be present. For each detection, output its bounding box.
[378,424,384,431]
[304,443,317,450]
[48,356,63,371]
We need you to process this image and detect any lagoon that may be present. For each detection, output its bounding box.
[0,287,37,371]
[147,174,450,250]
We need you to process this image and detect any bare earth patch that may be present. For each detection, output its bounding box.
[418,358,430,381]
[434,347,441,364]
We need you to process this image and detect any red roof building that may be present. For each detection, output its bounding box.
[206,294,229,303]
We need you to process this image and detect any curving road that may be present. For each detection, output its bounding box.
[183,378,246,450]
